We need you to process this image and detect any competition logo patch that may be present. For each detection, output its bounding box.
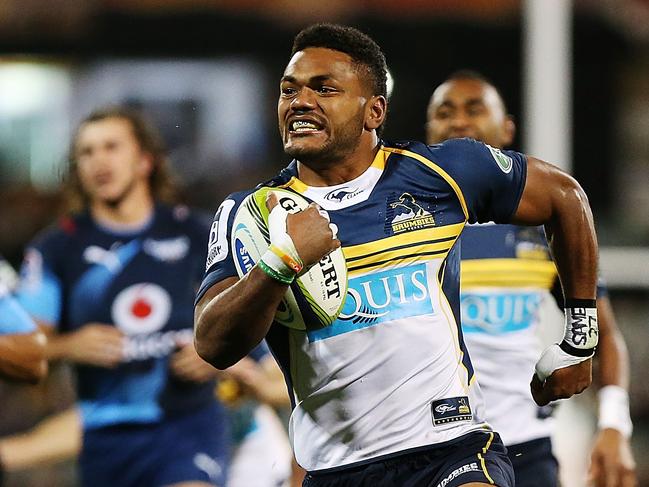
[111,283,171,335]
[387,193,435,234]
[431,396,472,426]
[486,144,513,173]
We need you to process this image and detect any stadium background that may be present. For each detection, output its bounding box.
[0,0,647,485]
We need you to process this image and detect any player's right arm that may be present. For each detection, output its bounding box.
[195,192,338,369]
[511,156,598,405]
[431,139,598,406]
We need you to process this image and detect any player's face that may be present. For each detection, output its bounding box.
[74,117,151,207]
[278,47,370,164]
[426,79,513,148]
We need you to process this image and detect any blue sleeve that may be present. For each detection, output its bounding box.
[195,191,252,304]
[14,233,65,328]
[0,285,37,334]
[427,138,527,224]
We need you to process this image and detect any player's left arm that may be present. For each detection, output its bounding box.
[511,156,598,406]
[588,295,636,487]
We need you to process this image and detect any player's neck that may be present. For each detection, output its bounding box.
[297,135,380,187]
[90,184,155,228]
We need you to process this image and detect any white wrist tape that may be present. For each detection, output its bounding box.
[560,299,599,354]
[259,198,303,279]
[535,299,598,381]
[598,385,633,438]
[535,343,593,381]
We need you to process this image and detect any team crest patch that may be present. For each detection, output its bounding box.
[385,192,436,234]
[431,396,472,426]
[486,145,513,173]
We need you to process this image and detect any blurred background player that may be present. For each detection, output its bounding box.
[14,106,229,487]
[0,344,295,487]
[426,70,636,487]
[217,342,293,487]
[0,254,47,383]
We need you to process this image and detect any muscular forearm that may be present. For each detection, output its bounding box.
[0,331,47,383]
[514,158,598,298]
[544,176,598,299]
[194,268,288,369]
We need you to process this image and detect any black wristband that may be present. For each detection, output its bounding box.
[564,298,596,308]
[559,340,596,358]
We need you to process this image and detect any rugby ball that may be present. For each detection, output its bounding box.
[231,187,347,331]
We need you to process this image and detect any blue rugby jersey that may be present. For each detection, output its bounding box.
[0,255,37,335]
[16,205,222,429]
[197,138,527,471]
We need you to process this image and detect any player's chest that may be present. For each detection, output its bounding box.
[323,181,465,247]
[63,232,196,286]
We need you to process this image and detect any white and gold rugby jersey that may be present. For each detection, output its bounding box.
[460,223,558,446]
[197,138,527,472]
[459,224,608,447]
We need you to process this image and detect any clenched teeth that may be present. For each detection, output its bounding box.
[291,120,320,131]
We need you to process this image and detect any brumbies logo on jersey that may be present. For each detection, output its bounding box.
[386,193,435,234]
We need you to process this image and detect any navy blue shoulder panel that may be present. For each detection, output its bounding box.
[420,138,527,224]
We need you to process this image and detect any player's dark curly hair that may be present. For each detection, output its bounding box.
[63,106,178,213]
[292,24,388,136]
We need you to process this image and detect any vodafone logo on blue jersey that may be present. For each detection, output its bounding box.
[111,283,172,335]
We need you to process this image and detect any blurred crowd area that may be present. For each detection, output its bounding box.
[0,1,648,485]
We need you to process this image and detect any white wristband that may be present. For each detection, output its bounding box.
[560,300,598,357]
[598,385,633,438]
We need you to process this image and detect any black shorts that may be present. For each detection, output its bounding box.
[507,437,558,487]
[303,431,514,487]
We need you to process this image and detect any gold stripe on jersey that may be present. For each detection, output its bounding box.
[436,263,473,391]
[461,259,557,289]
[279,147,390,194]
[343,222,464,275]
[382,146,469,220]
